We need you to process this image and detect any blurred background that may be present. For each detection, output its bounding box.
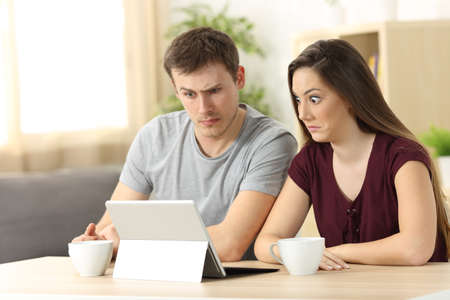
[1,0,450,174]
[2,0,450,263]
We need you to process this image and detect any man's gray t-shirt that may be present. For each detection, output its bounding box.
[120,104,297,227]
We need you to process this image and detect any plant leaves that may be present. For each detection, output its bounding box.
[420,125,450,157]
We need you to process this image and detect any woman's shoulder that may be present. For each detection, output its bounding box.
[376,132,428,156]
[288,141,331,194]
[375,132,431,173]
[297,141,331,157]
[291,141,331,171]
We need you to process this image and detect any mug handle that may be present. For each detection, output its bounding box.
[269,242,283,264]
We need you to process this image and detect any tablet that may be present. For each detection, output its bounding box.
[105,200,279,278]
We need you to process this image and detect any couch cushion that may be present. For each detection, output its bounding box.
[0,166,120,263]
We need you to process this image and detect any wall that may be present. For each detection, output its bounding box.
[169,0,324,134]
[168,0,450,135]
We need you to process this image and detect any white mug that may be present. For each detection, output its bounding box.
[68,240,113,277]
[269,237,325,275]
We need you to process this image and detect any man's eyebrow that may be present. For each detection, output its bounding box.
[178,84,221,93]
[200,83,221,92]
[303,88,320,95]
[179,87,194,93]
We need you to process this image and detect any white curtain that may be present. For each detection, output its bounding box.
[0,0,169,172]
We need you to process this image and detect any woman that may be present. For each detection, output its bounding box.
[255,39,449,270]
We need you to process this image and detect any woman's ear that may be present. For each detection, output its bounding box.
[346,101,354,115]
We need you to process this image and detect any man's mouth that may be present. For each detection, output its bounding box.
[200,118,220,126]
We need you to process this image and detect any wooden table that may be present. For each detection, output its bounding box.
[1,257,449,299]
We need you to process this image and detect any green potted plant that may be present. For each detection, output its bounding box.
[420,125,450,188]
[161,3,271,117]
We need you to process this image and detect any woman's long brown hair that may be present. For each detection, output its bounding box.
[288,39,449,257]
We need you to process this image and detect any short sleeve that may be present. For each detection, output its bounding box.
[390,139,432,179]
[240,133,297,197]
[288,145,312,196]
[119,126,153,195]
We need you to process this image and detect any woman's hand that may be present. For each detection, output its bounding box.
[319,248,350,271]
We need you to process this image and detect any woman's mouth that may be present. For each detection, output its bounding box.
[307,126,320,132]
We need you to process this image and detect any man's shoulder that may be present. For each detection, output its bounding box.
[244,105,295,139]
[241,105,297,150]
[133,110,191,150]
[141,110,190,134]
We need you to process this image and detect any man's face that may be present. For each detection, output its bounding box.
[172,62,245,139]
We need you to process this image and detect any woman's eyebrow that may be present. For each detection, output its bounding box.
[303,88,321,95]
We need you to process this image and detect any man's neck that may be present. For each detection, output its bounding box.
[196,107,246,158]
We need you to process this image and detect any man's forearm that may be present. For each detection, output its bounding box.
[96,181,149,233]
[207,224,247,262]
[95,211,113,232]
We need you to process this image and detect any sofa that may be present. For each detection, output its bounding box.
[0,166,121,264]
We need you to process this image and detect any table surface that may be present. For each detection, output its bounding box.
[1,257,449,299]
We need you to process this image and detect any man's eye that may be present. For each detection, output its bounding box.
[209,88,220,94]
[184,92,194,97]
[310,96,321,104]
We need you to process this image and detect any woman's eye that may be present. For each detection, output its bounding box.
[310,96,321,104]
[294,96,301,103]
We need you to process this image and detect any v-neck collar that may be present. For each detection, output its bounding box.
[329,133,378,204]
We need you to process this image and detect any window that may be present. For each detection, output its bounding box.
[0,58,7,145]
[0,0,8,145]
[13,0,127,134]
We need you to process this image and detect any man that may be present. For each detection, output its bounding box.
[73,27,297,261]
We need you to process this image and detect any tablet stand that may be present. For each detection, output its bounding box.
[113,240,208,282]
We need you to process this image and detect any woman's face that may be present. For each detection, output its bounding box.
[291,67,353,143]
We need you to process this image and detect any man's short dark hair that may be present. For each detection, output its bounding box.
[163,27,240,82]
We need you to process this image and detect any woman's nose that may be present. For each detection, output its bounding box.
[298,102,310,120]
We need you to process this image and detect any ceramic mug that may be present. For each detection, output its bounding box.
[68,240,113,276]
[269,237,325,275]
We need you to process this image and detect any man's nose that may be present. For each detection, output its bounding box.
[198,95,213,114]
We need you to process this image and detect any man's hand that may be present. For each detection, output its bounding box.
[97,224,120,257]
[72,223,102,242]
[72,223,120,257]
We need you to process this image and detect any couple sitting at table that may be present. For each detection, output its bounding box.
[73,27,449,268]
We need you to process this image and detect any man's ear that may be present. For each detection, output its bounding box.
[236,65,245,90]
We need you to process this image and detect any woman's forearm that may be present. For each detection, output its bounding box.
[328,232,435,266]
[254,233,283,264]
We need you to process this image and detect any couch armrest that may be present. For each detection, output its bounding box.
[0,166,121,263]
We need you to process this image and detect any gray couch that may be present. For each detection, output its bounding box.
[0,166,121,264]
